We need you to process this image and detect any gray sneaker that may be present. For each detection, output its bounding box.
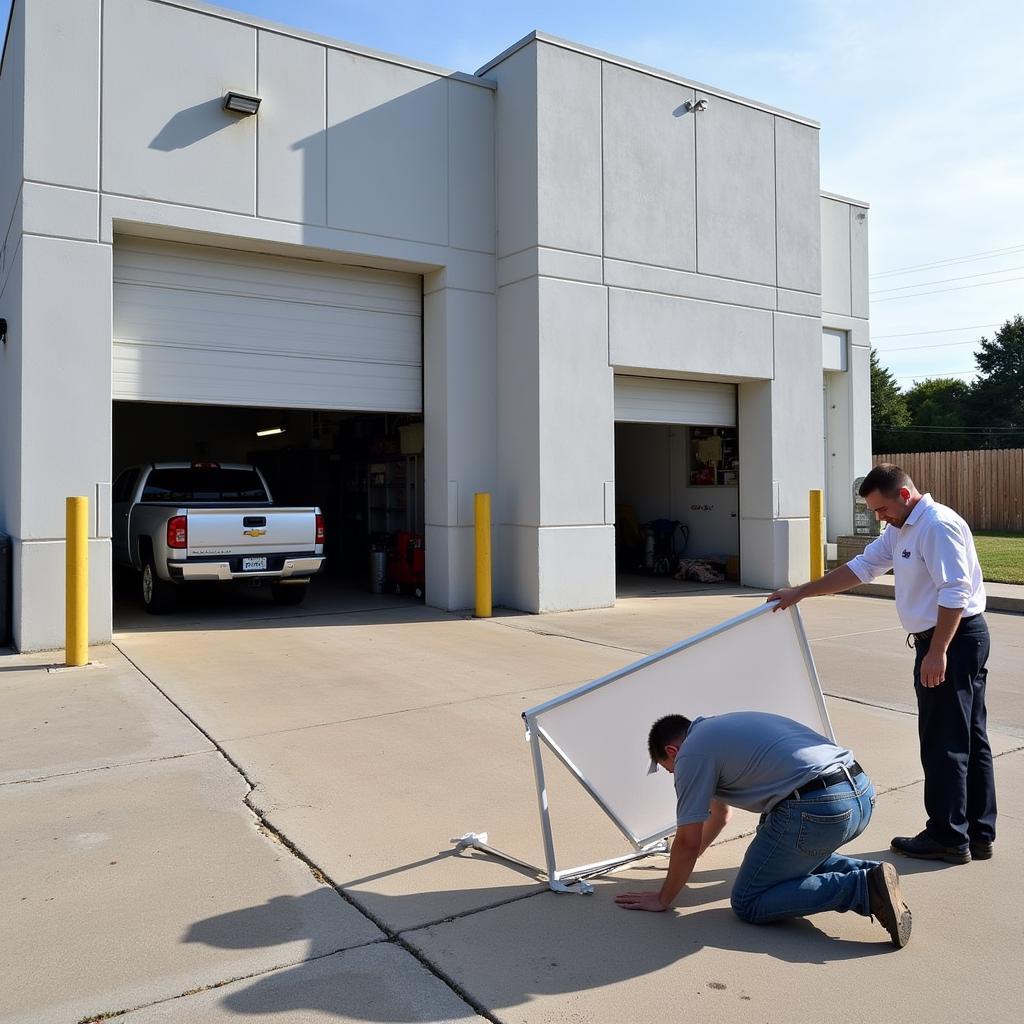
[868,862,912,948]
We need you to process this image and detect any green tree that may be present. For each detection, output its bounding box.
[902,377,971,451]
[870,348,910,452]
[968,315,1024,448]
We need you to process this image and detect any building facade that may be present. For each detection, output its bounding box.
[0,0,870,652]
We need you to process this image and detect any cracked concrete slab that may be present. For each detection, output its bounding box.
[0,753,381,1024]
[403,768,1024,1024]
[115,943,487,1023]
[0,645,212,785]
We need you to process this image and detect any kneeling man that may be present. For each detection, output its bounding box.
[615,711,912,948]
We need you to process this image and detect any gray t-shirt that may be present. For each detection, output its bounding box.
[673,712,855,826]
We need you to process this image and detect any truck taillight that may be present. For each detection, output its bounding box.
[315,513,325,545]
[167,515,188,549]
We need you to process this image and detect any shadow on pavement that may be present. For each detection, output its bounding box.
[182,858,893,1020]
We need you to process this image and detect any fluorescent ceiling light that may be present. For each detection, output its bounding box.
[256,427,285,437]
[224,91,261,115]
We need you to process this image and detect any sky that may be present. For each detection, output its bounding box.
[4,0,1023,389]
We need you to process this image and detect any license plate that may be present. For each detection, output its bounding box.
[242,557,267,572]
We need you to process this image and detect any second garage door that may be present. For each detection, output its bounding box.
[613,375,736,426]
[112,237,423,412]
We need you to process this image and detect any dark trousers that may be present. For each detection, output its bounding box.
[913,614,997,848]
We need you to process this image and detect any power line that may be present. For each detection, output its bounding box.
[872,324,999,339]
[876,426,1024,434]
[872,275,1024,302]
[870,243,1024,278]
[875,340,981,352]
[871,264,1024,295]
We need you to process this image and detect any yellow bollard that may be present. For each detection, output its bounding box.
[474,492,492,618]
[809,489,825,582]
[65,496,89,666]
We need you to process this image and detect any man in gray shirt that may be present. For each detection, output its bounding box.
[615,711,913,949]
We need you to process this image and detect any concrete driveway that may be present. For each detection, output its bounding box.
[3,580,1021,1022]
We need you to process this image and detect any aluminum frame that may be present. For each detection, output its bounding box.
[520,602,831,887]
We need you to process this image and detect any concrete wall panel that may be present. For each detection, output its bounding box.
[496,524,539,612]
[536,45,602,255]
[602,63,696,270]
[23,0,100,190]
[609,288,773,379]
[327,51,448,244]
[538,278,612,525]
[0,240,23,536]
[101,0,256,214]
[775,119,820,294]
[21,182,99,243]
[0,0,25,232]
[20,236,112,540]
[538,525,615,611]
[497,278,541,526]
[851,206,870,317]
[13,539,112,651]
[257,31,326,225]
[449,81,495,254]
[488,44,538,259]
[696,96,776,285]
[820,197,851,316]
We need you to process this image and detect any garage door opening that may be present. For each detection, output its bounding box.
[613,376,740,590]
[112,401,424,620]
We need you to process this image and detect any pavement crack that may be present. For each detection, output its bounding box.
[0,748,213,787]
[112,641,506,1024]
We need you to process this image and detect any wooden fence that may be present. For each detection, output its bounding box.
[872,449,1024,532]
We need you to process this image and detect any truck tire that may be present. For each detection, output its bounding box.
[141,556,177,614]
[271,581,308,606]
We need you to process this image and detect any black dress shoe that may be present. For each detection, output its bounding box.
[891,831,971,864]
[970,840,994,861]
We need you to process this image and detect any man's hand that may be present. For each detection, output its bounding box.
[767,585,804,610]
[920,648,947,687]
[614,891,667,912]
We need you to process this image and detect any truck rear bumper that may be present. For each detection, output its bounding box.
[170,556,325,582]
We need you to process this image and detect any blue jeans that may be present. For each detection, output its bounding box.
[731,773,878,925]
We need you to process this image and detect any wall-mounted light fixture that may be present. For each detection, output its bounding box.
[224,91,261,115]
[256,427,285,437]
[0,318,7,345]
[683,98,709,114]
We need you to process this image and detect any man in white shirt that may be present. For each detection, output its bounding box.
[768,463,996,865]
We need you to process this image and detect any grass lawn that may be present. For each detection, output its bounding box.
[973,531,1024,585]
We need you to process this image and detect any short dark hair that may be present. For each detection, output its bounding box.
[648,714,692,762]
[859,463,913,498]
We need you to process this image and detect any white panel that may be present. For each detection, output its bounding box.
[527,604,831,847]
[822,328,847,372]
[614,376,736,426]
[101,0,257,214]
[112,238,422,412]
[327,51,448,245]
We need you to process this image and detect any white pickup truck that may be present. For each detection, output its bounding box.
[112,462,325,613]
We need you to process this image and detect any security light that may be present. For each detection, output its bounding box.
[224,91,261,115]
[684,98,709,113]
[256,427,285,437]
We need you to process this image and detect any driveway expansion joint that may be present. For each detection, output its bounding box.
[112,642,505,1024]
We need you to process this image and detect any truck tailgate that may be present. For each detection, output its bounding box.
[186,508,316,556]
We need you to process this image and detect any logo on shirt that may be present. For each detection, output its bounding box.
[901,549,912,559]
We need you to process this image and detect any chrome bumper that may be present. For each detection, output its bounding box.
[173,556,325,582]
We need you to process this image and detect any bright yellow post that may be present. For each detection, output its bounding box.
[809,489,825,582]
[65,496,89,667]
[474,492,492,618]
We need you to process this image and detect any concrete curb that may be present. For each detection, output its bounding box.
[851,579,1024,614]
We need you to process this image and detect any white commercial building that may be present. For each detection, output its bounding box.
[0,0,870,652]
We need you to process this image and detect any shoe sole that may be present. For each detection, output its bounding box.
[890,842,971,865]
[873,862,912,949]
[970,847,993,861]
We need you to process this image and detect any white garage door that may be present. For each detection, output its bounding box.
[614,375,736,426]
[113,237,422,411]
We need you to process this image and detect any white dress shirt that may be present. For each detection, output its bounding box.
[846,493,986,634]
